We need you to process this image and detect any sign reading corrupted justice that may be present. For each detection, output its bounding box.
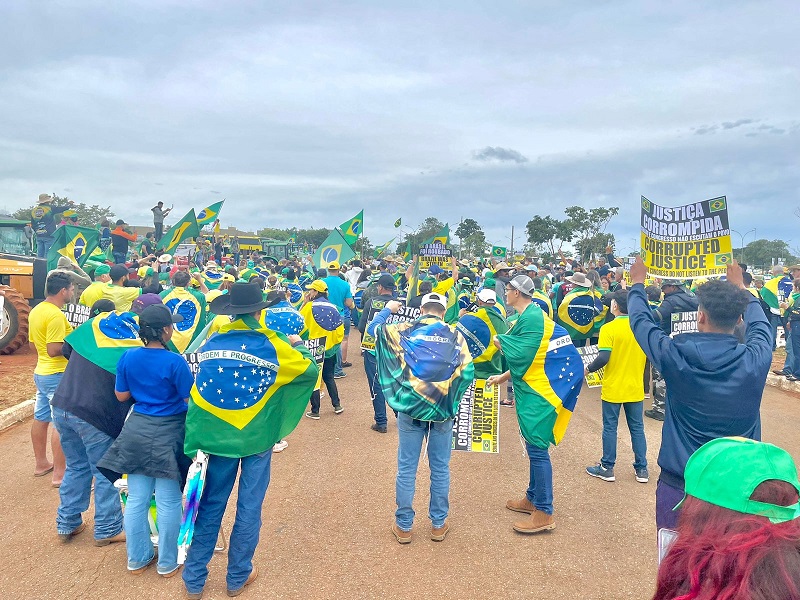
[640,195,733,279]
[451,379,499,453]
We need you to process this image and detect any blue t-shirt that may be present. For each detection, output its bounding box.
[116,347,194,417]
[323,276,353,315]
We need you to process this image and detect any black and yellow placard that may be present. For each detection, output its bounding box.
[640,196,732,279]
[451,379,499,453]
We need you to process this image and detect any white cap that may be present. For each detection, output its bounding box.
[476,289,497,304]
[421,292,447,309]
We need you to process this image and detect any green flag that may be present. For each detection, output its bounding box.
[196,201,224,226]
[402,240,411,262]
[394,218,402,228]
[339,210,363,246]
[156,209,200,253]
[313,229,356,268]
[373,237,395,258]
[491,246,507,259]
[424,224,450,245]
[47,225,101,272]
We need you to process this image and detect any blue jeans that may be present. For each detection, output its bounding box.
[790,324,800,375]
[36,236,53,258]
[656,479,684,531]
[769,314,782,351]
[125,474,183,574]
[395,412,453,530]
[183,451,272,594]
[112,251,127,264]
[363,351,388,427]
[526,443,554,515]
[52,409,122,539]
[33,372,63,422]
[600,401,647,470]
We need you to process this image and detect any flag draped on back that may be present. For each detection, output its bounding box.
[160,287,206,353]
[497,304,582,449]
[456,307,509,379]
[531,290,554,319]
[557,287,606,340]
[300,299,344,357]
[338,210,363,246]
[47,225,100,272]
[64,311,143,373]
[156,209,200,253]
[761,275,790,310]
[196,201,225,226]
[184,316,319,458]
[313,229,356,269]
[424,225,450,245]
[375,315,474,421]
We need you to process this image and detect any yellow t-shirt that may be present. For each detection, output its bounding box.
[100,284,142,312]
[597,316,646,403]
[79,281,106,308]
[29,301,72,375]
[433,277,454,296]
[207,314,232,338]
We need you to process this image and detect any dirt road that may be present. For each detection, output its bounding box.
[1,348,798,600]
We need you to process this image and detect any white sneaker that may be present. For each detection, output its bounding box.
[273,440,289,453]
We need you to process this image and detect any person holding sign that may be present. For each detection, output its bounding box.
[583,290,649,484]
[627,257,772,532]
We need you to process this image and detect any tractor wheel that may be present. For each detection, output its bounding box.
[0,285,31,355]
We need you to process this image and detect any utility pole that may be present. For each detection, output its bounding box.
[510,225,514,261]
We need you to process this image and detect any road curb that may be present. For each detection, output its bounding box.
[766,372,800,393]
[0,399,35,432]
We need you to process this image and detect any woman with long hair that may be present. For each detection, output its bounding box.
[654,437,800,600]
[98,303,193,577]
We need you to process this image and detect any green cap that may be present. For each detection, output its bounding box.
[94,264,111,276]
[677,437,800,524]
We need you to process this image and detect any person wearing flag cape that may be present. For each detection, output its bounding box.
[182,283,319,598]
[486,275,583,534]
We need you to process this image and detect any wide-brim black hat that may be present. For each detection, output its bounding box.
[210,282,271,315]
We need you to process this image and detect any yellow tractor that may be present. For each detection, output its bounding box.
[0,217,45,354]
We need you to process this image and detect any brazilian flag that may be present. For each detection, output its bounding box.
[64,311,143,373]
[339,210,363,246]
[196,201,225,226]
[497,303,582,449]
[47,225,100,272]
[402,241,411,262]
[313,229,356,269]
[491,246,507,259]
[373,237,395,259]
[156,209,200,253]
[557,287,606,340]
[299,298,344,358]
[375,315,474,422]
[424,225,450,246]
[531,290,554,320]
[394,218,402,228]
[184,316,319,458]
[160,287,207,353]
[456,306,509,378]
[761,275,791,311]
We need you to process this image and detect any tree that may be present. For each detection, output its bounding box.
[563,205,619,262]
[525,215,571,262]
[295,227,331,248]
[12,194,115,226]
[355,236,373,258]
[257,227,291,240]
[735,239,798,267]
[455,218,482,240]
[462,231,488,257]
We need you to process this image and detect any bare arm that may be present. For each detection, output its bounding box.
[46,342,64,358]
[115,390,132,402]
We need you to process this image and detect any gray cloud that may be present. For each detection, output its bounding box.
[721,119,754,129]
[472,146,529,164]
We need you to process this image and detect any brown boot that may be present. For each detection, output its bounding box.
[513,509,555,534]
[431,522,450,542]
[95,530,126,547]
[391,523,412,544]
[506,496,535,514]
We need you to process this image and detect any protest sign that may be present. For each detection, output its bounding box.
[185,352,201,376]
[452,379,499,453]
[62,303,92,329]
[670,311,698,336]
[360,302,420,351]
[640,195,732,279]
[303,336,326,390]
[419,242,452,270]
[576,345,604,388]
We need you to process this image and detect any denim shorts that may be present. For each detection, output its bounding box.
[33,372,63,423]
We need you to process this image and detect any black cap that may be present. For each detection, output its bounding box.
[377,273,396,289]
[109,265,129,282]
[602,290,629,313]
[139,304,183,328]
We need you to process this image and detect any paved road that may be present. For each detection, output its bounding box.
[1,348,798,600]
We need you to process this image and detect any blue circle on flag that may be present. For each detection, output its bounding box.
[197,209,209,221]
[351,222,360,235]
[73,236,86,261]
[322,247,340,264]
[165,298,197,332]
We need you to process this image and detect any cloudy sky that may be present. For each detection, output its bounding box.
[1,0,797,255]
